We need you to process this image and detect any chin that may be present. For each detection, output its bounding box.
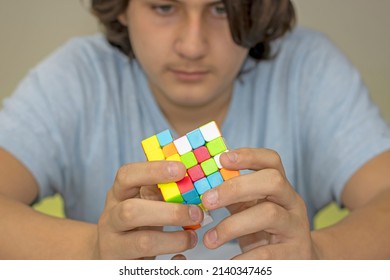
[172,99,209,108]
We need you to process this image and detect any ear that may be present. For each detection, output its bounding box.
[117,13,128,26]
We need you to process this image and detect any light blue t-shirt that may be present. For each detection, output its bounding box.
[1,27,389,259]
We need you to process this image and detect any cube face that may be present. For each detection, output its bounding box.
[194,177,211,195]
[200,158,218,176]
[199,121,221,141]
[162,142,178,158]
[141,135,160,154]
[145,148,165,161]
[157,182,184,203]
[206,137,227,156]
[188,164,205,182]
[187,129,205,149]
[156,129,173,147]
[180,151,198,169]
[193,146,211,163]
[173,136,192,155]
[177,176,194,194]
[141,121,240,227]
[207,171,224,188]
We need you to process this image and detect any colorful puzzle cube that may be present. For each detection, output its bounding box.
[141,121,240,229]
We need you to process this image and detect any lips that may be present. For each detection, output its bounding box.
[170,68,210,82]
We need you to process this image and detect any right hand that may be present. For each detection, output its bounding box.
[95,160,204,259]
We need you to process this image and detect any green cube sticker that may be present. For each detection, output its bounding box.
[200,158,219,176]
[206,137,227,156]
[180,151,198,169]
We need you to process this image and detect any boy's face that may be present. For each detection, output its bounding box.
[119,0,249,108]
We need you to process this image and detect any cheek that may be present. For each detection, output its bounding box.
[210,26,249,76]
[127,12,163,57]
[128,31,165,80]
[128,22,170,61]
[129,24,151,56]
[220,47,248,77]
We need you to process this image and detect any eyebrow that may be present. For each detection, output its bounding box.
[150,0,223,4]
[142,0,225,9]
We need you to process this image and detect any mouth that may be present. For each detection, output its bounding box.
[169,68,210,82]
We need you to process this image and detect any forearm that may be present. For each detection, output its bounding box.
[0,194,98,259]
[311,188,390,259]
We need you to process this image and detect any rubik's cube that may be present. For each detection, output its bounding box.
[141,121,240,229]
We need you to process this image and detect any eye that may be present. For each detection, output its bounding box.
[152,4,175,15]
[211,3,227,17]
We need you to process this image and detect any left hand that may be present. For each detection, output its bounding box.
[201,148,317,259]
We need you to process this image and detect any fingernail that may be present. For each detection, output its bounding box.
[171,254,187,260]
[190,231,198,248]
[167,162,179,178]
[206,229,218,244]
[205,189,218,206]
[226,151,238,163]
[189,205,201,222]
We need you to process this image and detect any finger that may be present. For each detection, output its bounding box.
[140,185,163,201]
[171,254,187,260]
[113,161,186,201]
[202,169,299,211]
[237,231,273,252]
[219,148,286,176]
[113,230,198,259]
[110,199,204,231]
[203,202,292,249]
[232,243,309,260]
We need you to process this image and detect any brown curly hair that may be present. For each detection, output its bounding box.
[90,0,296,61]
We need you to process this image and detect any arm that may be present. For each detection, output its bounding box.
[311,150,390,259]
[0,148,97,259]
[0,148,202,259]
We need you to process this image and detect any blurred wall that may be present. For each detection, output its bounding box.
[1,0,389,123]
[0,0,97,102]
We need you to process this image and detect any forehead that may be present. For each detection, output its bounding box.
[133,0,223,5]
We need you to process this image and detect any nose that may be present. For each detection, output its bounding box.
[174,14,208,60]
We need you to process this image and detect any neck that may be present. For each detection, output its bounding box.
[155,89,232,136]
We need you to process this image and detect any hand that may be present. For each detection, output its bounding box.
[95,161,204,259]
[202,148,316,259]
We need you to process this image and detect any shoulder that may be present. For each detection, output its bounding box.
[277,27,336,54]
[243,27,349,85]
[34,33,129,76]
[24,33,143,104]
[272,27,351,72]
[64,33,128,63]
[9,34,141,121]
[249,26,359,90]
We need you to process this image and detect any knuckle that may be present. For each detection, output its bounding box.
[170,204,184,224]
[267,149,282,165]
[217,221,234,241]
[135,232,154,256]
[226,177,240,198]
[118,202,137,224]
[263,202,282,221]
[145,163,159,179]
[115,164,132,185]
[267,169,285,191]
